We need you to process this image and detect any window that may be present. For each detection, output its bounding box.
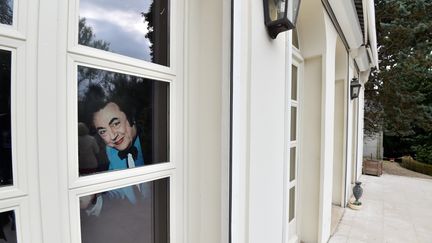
[0,49,12,187]
[78,0,170,66]
[80,178,169,243]
[285,40,303,241]
[68,1,177,242]
[288,64,298,223]
[77,66,169,176]
[0,0,13,25]
[0,210,17,243]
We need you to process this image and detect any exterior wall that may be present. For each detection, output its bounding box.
[0,0,374,242]
[333,37,348,206]
[333,79,345,205]
[185,0,230,242]
[247,1,287,242]
[298,56,322,243]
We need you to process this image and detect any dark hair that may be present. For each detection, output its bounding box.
[81,84,137,130]
[78,122,89,136]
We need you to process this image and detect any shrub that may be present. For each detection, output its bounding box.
[412,144,432,165]
[401,156,432,176]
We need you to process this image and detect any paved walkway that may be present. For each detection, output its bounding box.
[329,174,432,243]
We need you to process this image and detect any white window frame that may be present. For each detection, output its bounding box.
[283,30,304,243]
[0,1,33,242]
[0,0,27,40]
[51,0,185,242]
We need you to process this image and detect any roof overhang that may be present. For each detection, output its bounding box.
[323,0,379,73]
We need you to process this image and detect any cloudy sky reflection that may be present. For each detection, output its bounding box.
[79,0,153,61]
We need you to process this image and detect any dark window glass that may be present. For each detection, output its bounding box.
[291,65,297,101]
[0,210,17,243]
[78,0,169,66]
[80,178,170,243]
[289,187,295,222]
[292,28,299,49]
[0,0,13,25]
[289,147,295,182]
[77,65,169,176]
[0,49,12,187]
[290,106,297,141]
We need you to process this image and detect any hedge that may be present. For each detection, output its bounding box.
[401,156,432,177]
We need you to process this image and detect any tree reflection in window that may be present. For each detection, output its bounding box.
[78,0,169,66]
[0,0,13,25]
[0,49,12,187]
[0,211,16,243]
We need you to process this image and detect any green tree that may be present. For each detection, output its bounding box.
[365,0,432,158]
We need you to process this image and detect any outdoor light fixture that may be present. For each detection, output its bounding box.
[350,78,362,100]
[263,0,301,39]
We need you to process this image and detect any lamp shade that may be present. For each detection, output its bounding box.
[350,78,361,99]
[264,0,301,39]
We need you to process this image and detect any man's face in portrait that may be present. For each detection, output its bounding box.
[93,102,137,151]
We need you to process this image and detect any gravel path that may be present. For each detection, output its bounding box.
[382,160,432,179]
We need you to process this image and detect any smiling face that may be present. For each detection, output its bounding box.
[93,102,137,151]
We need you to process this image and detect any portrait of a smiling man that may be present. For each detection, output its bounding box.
[77,65,169,176]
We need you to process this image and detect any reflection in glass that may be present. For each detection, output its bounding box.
[79,0,169,66]
[0,211,17,243]
[80,178,170,243]
[292,28,299,49]
[289,147,295,182]
[291,65,297,100]
[0,50,12,187]
[0,0,13,25]
[289,187,295,222]
[77,65,169,176]
[290,106,297,141]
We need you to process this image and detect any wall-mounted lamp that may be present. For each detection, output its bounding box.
[263,0,301,39]
[350,78,362,100]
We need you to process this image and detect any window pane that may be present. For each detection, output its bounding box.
[289,187,295,222]
[0,0,13,25]
[292,28,299,49]
[291,65,297,100]
[290,106,296,141]
[0,210,17,243]
[78,65,169,176]
[0,49,12,187]
[289,147,296,182]
[79,0,169,66]
[80,178,170,243]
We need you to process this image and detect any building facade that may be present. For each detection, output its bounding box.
[0,0,377,242]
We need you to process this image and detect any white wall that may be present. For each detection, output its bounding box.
[332,79,345,205]
[247,1,287,242]
[185,0,230,242]
[298,56,322,243]
[333,37,348,207]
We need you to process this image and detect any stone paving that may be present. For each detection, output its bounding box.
[328,174,432,243]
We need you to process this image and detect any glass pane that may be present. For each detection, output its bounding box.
[79,0,169,66]
[80,178,170,243]
[0,0,13,25]
[291,65,297,100]
[292,28,299,49]
[268,0,285,21]
[78,65,169,176]
[290,106,297,141]
[0,49,12,187]
[0,210,17,243]
[291,0,300,25]
[289,187,295,222]
[289,147,296,182]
